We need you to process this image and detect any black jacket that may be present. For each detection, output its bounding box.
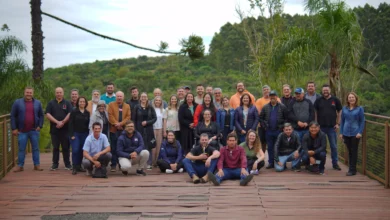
[259,102,287,131]
[194,121,221,139]
[288,98,314,130]
[274,132,301,162]
[178,103,198,129]
[302,131,327,154]
[132,104,157,149]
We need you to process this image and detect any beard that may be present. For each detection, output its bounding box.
[92,97,100,103]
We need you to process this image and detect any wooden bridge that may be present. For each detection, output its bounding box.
[1,113,390,219]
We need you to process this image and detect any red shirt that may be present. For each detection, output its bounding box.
[217,146,247,170]
[21,100,35,132]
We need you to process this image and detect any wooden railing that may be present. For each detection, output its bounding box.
[338,113,390,188]
[0,114,18,179]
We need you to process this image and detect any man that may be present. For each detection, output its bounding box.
[177,87,186,105]
[213,88,223,109]
[87,90,100,114]
[182,133,220,184]
[116,120,149,176]
[11,87,44,172]
[100,82,116,104]
[70,89,79,109]
[206,86,213,94]
[301,121,327,175]
[45,87,73,170]
[305,81,321,104]
[230,82,256,109]
[82,122,112,177]
[184,86,191,94]
[108,91,131,172]
[195,84,205,104]
[126,86,140,117]
[281,84,294,108]
[314,85,342,170]
[208,133,254,186]
[259,90,287,169]
[149,88,168,108]
[288,88,314,141]
[274,123,301,172]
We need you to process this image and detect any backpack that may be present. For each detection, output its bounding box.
[92,138,108,178]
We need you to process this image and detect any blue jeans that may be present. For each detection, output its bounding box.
[215,168,248,184]
[275,151,301,172]
[221,127,233,146]
[265,130,280,165]
[182,158,218,178]
[321,127,338,165]
[302,151,326,171]
[295,129,308,142]
[110,132,119,167]
[238,133,246,144]
[17,130,40,167]
[70,132,89,166]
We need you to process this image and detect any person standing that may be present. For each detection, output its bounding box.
[149,88,168,109]
[100,82,116,104]
[193,93,217,127]
[70,89,79,109]
[305,81,321,105]
[45,87,73,170]
[178,93,198,155]
[132,92,157,170]
[339,92,365,176]
[314,85,342,171]
[69,96,90,175]
[177,87,186,106]
[234,93,259,144]
[195,84,205,104]
[126,86,140,117]
[152,96,166,167]
[89,100,109,136]
[216,96,235,146]
[213,88,223,110]
[281,84,294,123]
[11,87,44,172]
[87,90,100,116]
[230,82,255,109]
[108,91,131,172]
[163,95,180,140]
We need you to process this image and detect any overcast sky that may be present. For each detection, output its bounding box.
[0,0,386,68]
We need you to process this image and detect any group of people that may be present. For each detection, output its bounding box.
[10,81,365,183]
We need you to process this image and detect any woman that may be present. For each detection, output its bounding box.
[216,96,235,146]
[89,100,109,136]
[178,93,198,155]
[194,109,221,149]
[132,92,157,170]
[339,92,365,176]
[163,95,180,140]
[193,93,217,127]
[157,130,184,173]
[152,96,166,167]
[235,93,259,144]
[239,131,265,175]
[68,96,90,175]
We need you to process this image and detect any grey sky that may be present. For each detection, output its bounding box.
[0,0,386,68]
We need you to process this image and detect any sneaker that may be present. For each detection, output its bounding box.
[86,169,92,176]
[250,169,259,175]
[319,170,325,175]
[346,171,356,176]
[65,164,72,170]
[122,171,128,176]
[165,169,174,174]
[240,174,254,186]
[333,164,342,171]
[110,166,116,172]
[50,164,58,171]
[136,169,147,176]
[146,165,152,170]
[178,168,184,173]
[207,171,220,186]
[292,167,301,172]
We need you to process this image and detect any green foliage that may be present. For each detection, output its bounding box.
[180,34,205,60]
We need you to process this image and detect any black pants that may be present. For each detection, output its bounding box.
[110,132,119,167]
[344,136,360,173]
[51,132,70,166]
[156,159,183,173]
[221,126,233,146]
[82,153,112,171]
[247,159,265,171]
[258,127,267,153]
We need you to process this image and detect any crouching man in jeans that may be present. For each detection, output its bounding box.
[208,133,254,186]
[82,122,112,176]
[116,120,149,176]
[183,133,220,184]
[274,123,302,172]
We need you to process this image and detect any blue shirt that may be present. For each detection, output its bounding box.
[340,106,365,137]
[83,133,110,156]
[100,93,116,105]
[268,105,279,131]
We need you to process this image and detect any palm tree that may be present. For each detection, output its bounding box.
[273,0,373,102]
[31,0,44,81]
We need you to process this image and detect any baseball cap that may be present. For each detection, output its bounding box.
[183,86,191,90]
[269,90,278,96]
[294,88,304,94]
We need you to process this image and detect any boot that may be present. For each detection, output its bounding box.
[13,166,24,172]
[34,165,43,171]
[72,165,78,175]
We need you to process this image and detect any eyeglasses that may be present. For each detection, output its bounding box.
[98,105,105,108]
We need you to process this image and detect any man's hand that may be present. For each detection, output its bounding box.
[241,168,249,176]
[12,129,19,136]
[241,130,246,135]
[294,151,299,159]
[198,154,208,160]
[334,124,339,131]
[217,169,224,177]
[339,134,343,140]
[277,161,283,167]
[92,153,101,161]
[356,133,362,139]
[308,150,315,156]
[142,121,147,126]
[56,121,64,129]
[205,158,212,167]
[170,163,177,171]
[189,123,194,128]
[71,136,75,140]
[36,127,41,131]
[130,152,138,159]
[94,161,101,168]
[297,121,304,128]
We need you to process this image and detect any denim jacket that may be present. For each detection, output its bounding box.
[340,106,365,137]
[11,98,44,130]
[216,108,235,131]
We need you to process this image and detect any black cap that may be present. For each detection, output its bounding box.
[269,90,278,96]
[183,86,190,90]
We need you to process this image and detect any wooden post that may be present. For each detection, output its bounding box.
[362,122,367,175]
[3,117,8,176]
[11,132,16,167]
[385,121,389,189]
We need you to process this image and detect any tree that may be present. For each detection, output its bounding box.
[31,0,44,81]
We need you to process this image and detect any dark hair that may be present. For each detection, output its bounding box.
[71,89,79,93]
[202,93,216,113]
[166,130,178,148]
[196,84,204,88]
[106,82,114,87]
[130,86,138,92]
[283,123,293,128]
[240,93,253,106]
[236,82,244,88]
[309,121,320,127]
[307,81,316,86]
[200,133,209,139]
[322,84,330,88]
[76,96,88,109]
[125,120,134,126]
[184,92,195,106]
[227,132,237,140]
[92,122,102,129]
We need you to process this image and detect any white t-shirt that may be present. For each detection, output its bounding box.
[164,109,180,131]
[153,108,166,130]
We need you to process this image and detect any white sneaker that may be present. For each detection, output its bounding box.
[165,169,174,174]
[86,169,92,176]
[250,169,259,175]
[146,165,152,170]
[178,168,184,173]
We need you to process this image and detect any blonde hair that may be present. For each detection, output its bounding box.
[152,95,164,111]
